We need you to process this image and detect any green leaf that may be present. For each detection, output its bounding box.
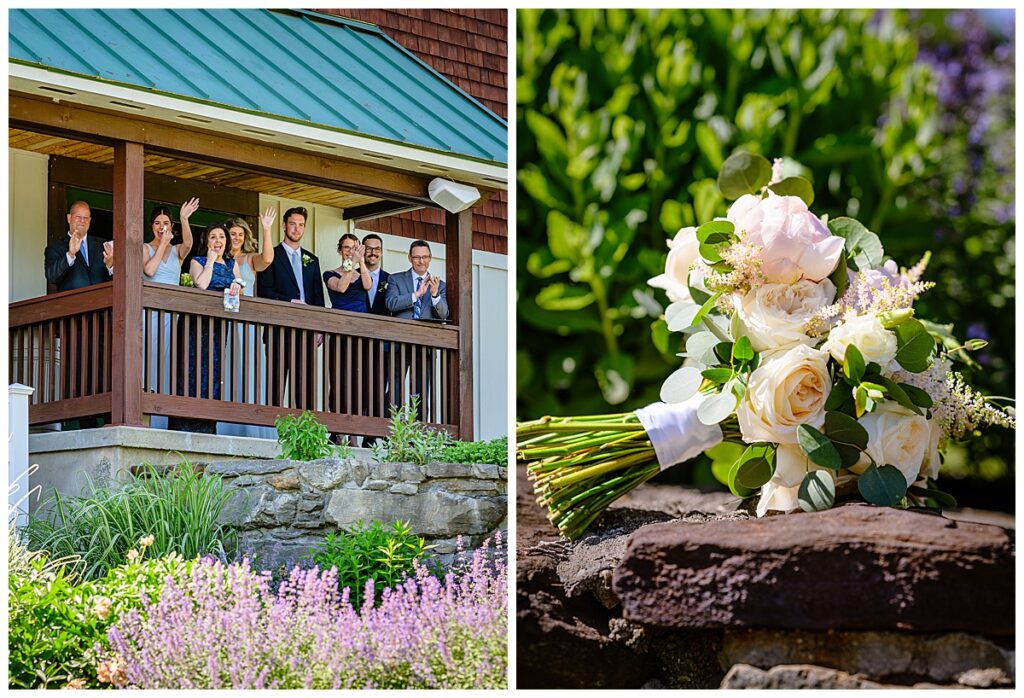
[732,443,776,491]
[857,464,908,506]
[908,485,957,509]
[893,319,935,373]
[797,424,842,470]
[701,368,733,383]
[690,291,724,329]
[877,376,922,415]
[825,382,851,412]
[829,250,849,298]
[834,442,862,468]
[900,383,934,409]
[717,151,773,199]
[713,341,734,364]
[854,384,870,417]
[732,336,754,362]
[696,220,736,243]
[727,457,760,499]
[843,344,865,384]
[660,366,703,403]
[823,411,869,449]
[536,283,596,311]
[798,470,836,512]
[707,441,745,487]
[768,176,815,206]
[827,217,884,270]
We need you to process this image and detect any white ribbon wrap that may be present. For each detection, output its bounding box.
[635,393,725,471]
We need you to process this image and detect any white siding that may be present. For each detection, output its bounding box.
[9,149,49,302]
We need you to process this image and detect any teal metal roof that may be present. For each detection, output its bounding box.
[9,8,507,164]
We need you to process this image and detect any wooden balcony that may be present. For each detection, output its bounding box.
[10,281,469,437]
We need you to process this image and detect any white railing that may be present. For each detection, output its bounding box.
[8,383,35,528]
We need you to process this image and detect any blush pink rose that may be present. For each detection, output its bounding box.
[727,193,845,284]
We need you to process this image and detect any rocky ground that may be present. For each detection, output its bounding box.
[516,465,1015,689]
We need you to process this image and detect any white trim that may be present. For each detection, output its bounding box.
[10,63,508,190]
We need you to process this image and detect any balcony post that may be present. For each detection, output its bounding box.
[445,207,474,440]
[110,141,144,425]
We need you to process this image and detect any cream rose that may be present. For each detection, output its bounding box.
[821,312,898,366]
[727,192,845,284]
[648,226,701,303]
[853,404,935,486]
[756,444,834,516]
[734,279,836,352]
[737,344,831,444]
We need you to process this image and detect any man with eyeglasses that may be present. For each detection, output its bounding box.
[385,240,448,422]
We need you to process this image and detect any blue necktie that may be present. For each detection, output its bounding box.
[80,238,89,266]
[291,250,305,302]
[413,277,423,319]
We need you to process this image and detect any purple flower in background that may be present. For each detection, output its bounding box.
[98,539,508,689]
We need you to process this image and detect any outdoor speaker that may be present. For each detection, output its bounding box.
[428,178,481,214]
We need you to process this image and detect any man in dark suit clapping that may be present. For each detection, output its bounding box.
[256,206,325,410]
[43,201,114,427]
[44,201,113,290]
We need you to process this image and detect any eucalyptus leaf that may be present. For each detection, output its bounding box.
[825,382,852,412]
[798,470,836,512]
[893,319,935,373]
[823,411,869,449]
[768,176,815,206]
[857,464,908,507]
[697,390,739,425]
[660,366,703,403]
[908,485,957,509]
[666,301,701,332]
[797,424,842,470]
[877,376,922,415]
[828,217,884,270]
[731,443,776,492]
[685,331,720,364]
[829,250,849,298]
[899,383,934,409]
[718,151,773,199]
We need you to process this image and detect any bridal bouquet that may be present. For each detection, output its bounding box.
[519,152,1014,540]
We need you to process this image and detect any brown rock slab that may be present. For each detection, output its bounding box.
[613,503,1014,635]
[721,663,888,689]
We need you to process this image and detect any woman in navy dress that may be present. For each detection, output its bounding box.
[323,234,372,422]
[172,223,241,432]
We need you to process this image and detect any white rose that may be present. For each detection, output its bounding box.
[853,404,934,486]
[921,415,943,480]
[821,312,898,366]
[734,279,836,352]
[737,344,832,444]
[756,444,834,516]
[727,192,845,284]
[648,226,701,303]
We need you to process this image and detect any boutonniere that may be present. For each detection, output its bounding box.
[301,253,313,267]
[381,280,389,292]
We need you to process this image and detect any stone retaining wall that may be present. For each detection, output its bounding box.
[517,465,1015,689]
[209,457,507,569]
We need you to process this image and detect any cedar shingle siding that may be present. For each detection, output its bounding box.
[319,9,508,255]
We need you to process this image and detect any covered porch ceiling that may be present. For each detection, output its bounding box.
[9,127,386,213]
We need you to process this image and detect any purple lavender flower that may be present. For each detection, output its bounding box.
[98,539,508,689]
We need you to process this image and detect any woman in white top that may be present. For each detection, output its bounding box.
[141,198,198,429]
[219,208,277,439]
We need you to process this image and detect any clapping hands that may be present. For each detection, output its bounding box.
[352,243,366,266]
[428,275,440,298]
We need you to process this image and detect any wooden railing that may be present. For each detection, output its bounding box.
[10,282,465,437]
[9,283,114,424]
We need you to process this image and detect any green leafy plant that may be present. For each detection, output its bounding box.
[370,397,453,465]
[24,461,234,581]
[275,411,342,461]
[309,520,432,609]
[442,436,509,465]
[8,543,194,689]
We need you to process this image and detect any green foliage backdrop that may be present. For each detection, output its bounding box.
[516,9,1014,505]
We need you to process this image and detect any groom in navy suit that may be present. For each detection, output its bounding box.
[256,206,325,410]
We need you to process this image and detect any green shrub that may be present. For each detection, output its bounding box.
[442,436,509,465]
[370,398,452,465]
[310,520,432,609]
[275,410,344,460]
[25,461,234,581]
[8,545,194,689]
